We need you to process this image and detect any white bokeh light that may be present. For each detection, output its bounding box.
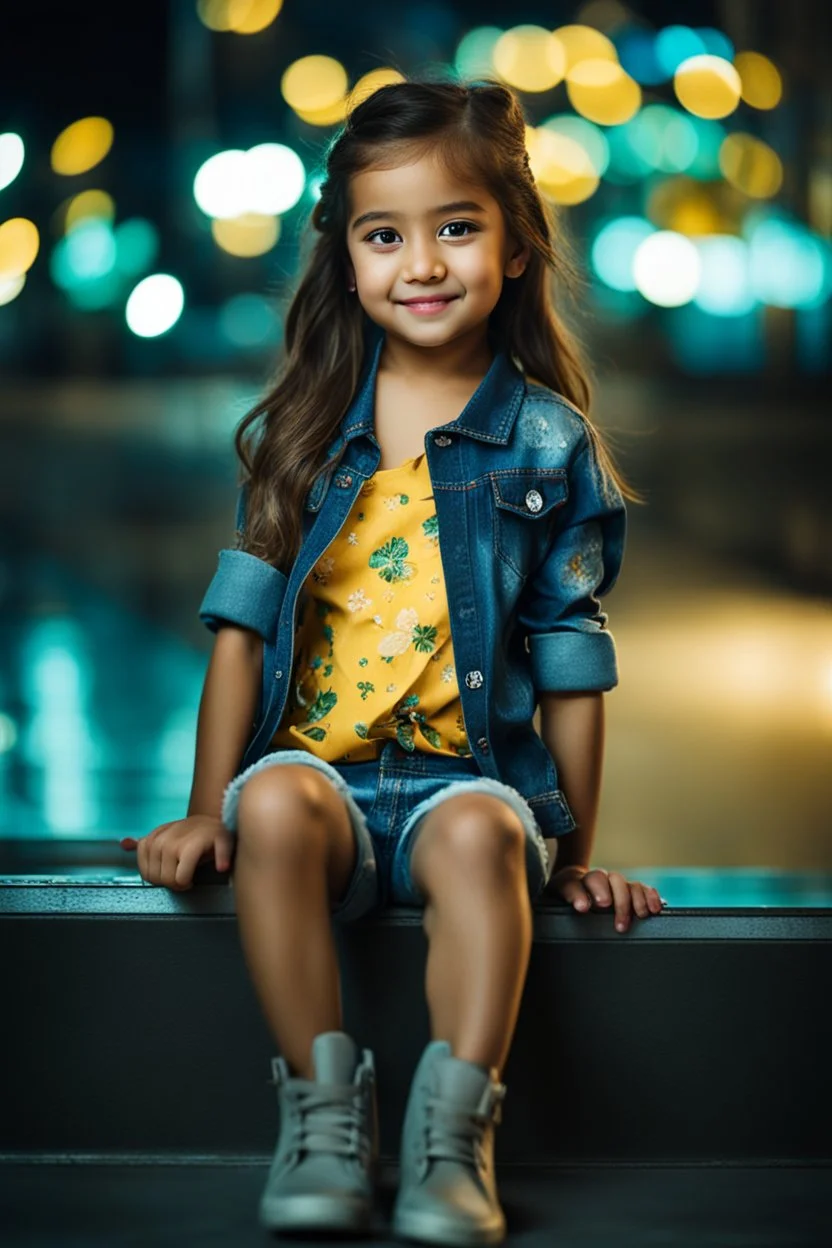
[125,274,185,337]
[194,144,306,219]
[633,230,702,306]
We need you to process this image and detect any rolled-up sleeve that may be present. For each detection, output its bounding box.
[198,483,289,640]
[519,432,627,693]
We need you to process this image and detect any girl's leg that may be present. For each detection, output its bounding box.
[230,764,358,1080]
[409,791,533,1081]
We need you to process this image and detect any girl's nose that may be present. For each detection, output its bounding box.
[402,241,446,284]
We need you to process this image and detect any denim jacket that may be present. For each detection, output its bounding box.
[199,328,627,840]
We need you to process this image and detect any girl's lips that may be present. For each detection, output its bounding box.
[399,297,458,315]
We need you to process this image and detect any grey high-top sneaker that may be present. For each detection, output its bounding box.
[258,1030,379,1234]
[392,1040,507,1246]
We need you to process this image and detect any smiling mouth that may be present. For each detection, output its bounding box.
[399,296,459,311]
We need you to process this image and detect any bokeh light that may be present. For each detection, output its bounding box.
[0,273,26,306]
[655,26,707,77]
[0,217,39,281]
[197,0,283,35]
[591,216,655,291]
[281,55,348,113]
[493,25,566,93]
[347,69,405,112]
[693,235,755,316]
[51,219,116,286]
[454,27,503,79]
[51,117,114,176]
[540,114,610,177]
[527,127,599,204]
[566,59,641,125]
[719,133,783,199]
[674,55,741,119]
[615,30,666,86]
[64,190,115,232]
[623,104,699,173]
[193,145,305,218]
[552,24,618,71]
[114,218,159,277]
[633,230,702,306]
[218,292,282,348]
[211,212,280,257]
[0,133,25,193]
[734,51,783,110]
[746,217,830,309]
[125,274,185,337]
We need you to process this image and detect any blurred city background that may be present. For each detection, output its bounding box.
[0,0,829,895]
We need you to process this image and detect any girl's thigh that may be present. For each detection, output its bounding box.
[221,750,380,923]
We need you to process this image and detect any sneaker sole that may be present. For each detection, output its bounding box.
[392,1206,506,1246]
[259,1191,373,1233]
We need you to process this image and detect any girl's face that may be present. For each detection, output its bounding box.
[345,148,529,353]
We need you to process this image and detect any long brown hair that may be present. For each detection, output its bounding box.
[234,78,644,572]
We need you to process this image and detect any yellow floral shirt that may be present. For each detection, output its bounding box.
[270,452,472,762]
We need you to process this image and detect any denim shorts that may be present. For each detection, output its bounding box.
[221,739,555,923]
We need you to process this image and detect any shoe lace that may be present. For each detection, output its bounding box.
[279,1078,371,1163]
[423,1086,505,1169]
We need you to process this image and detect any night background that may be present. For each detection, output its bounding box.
[1,3,831,1242]
[0,0,829,879]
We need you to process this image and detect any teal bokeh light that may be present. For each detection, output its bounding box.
[694,27,734,61]
[693,236,755,317]
[51,219,117,290]
[747,218,830,309]
[655,26,707,77]
[218,293,282,349]
[625,105,699,173]
[454,26,503,80]
[114,218,159,277]
[615,30,666,86]
[591,216,655,292]
[540,114,610,177]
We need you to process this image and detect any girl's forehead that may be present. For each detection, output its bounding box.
[348,151,495,213]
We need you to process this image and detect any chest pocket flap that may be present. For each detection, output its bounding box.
[304,434,346,512]
[490,469,568,517]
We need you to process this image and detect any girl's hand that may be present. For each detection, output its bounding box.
[120,815,234,892]
[548,864,667,933]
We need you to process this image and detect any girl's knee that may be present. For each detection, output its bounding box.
[237,764,333,858]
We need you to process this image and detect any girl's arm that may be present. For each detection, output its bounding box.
[538,690,605,871]
[187,625,263,820]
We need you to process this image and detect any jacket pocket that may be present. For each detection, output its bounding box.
[490,469,568,580]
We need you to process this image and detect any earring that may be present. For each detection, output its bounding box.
[347,279,356,292]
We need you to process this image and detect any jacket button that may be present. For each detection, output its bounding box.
[335,473,353,488]
[274,670,283,679]
[433,434,453,447]
[465,670,483,689]
[525,489,543,513]
[476,736,489,753]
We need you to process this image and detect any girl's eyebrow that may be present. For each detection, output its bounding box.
[350,200,488,232]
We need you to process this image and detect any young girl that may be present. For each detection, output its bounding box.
[123,79,664,1245]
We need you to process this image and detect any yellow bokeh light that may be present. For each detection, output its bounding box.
[347,68,406,113]
[64,190,115,232]
[719,133,783,199]
[294,98,350,126]
[198,0,283,34]
[282,55,349,113]
[734,51,783,110]
[493,25,566,93]
[0,217,40,281]
[674,55,741,120]
[51,117,114,176]
[566,59,641,125]
[646,179,727,235]
[0,272,26,306]
[211,212,280,257]
[552,24,618,72]
[528,127,599,204]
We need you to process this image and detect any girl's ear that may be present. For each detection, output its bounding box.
[504,240,531,280]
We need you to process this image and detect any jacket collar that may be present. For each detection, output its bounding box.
[341,324,527,447]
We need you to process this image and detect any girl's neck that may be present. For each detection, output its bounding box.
[378,325,493,386]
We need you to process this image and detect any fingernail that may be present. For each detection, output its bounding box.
[616,921,626,931]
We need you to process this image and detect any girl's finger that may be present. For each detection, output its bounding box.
[607,871,632,931]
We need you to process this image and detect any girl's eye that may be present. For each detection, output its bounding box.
[364,221,480,246]
[439,221,479,238]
